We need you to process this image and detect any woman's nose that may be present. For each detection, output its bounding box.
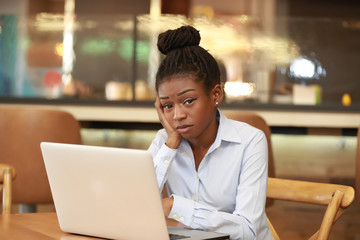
[173,105,186,120]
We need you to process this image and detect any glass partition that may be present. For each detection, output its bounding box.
[1,13,359,109]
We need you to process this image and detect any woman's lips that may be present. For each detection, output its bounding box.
[176,125,192,134]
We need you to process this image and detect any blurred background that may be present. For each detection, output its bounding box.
[0,0,359,107]
[1,0,359,183]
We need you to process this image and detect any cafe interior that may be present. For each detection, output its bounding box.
[0,0,360,239]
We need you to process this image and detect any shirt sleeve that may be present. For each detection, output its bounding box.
[169,196,257,240]
[148,130,178,192]
[168,130,270,240]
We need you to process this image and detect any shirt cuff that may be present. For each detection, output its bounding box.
[154,144,177,170]
[168,195,194,227]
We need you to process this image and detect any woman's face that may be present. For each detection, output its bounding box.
[158,75,219,141]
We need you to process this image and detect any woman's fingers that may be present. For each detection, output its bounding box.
[155,97,182,149]
[155,97,167,125]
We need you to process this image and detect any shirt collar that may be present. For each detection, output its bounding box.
[207,110,242,154]
[217,110,242,144]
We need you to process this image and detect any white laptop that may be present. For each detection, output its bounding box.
[41,142,229,240]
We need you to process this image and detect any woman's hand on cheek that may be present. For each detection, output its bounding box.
[155,97,182,149]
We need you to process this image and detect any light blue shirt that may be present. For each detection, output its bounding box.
[148,111,273,240]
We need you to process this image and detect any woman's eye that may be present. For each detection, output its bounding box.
[184,98,197,105]
[163,104,173,109]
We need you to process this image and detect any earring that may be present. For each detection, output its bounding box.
[215,102,219,105]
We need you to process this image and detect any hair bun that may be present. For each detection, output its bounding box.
[157,25,201,55]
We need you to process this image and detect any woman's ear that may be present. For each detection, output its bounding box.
[211,84,224,107]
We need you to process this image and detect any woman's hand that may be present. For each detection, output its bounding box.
[155,97,182,149]
[161,197,174,217]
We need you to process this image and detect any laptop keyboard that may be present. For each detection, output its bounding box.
[169,233,190,239]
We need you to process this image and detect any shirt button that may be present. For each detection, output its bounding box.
[164,160,169,165]
[179,217,185,222]
[193,196,198,201]
[196,173,199,179]
[172,213,178,219]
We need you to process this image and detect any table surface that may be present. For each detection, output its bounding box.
[0,212,182,240]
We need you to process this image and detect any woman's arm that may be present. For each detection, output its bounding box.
[149,97,182,193]
[148,134,177,193]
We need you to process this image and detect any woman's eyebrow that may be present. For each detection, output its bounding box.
[159,89,196,100]
[177,89,195,96]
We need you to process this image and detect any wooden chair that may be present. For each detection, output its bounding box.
[0,106,82,212]
[266,177,355,240]
[0,164,16,214]
[356,127,360,205]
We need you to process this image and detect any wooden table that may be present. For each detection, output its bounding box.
[0,212,182,239]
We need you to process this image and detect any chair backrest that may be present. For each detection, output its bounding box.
[356,127,360,205]
[266,177,355,240]
[224,111,275,179]
[0,164,16,214]
[0,106,82,204]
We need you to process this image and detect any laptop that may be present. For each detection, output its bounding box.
[41,142,229,240]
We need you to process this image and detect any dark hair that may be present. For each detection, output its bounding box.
[155,25,220,94]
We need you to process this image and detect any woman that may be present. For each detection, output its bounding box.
[148,25,273,240]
